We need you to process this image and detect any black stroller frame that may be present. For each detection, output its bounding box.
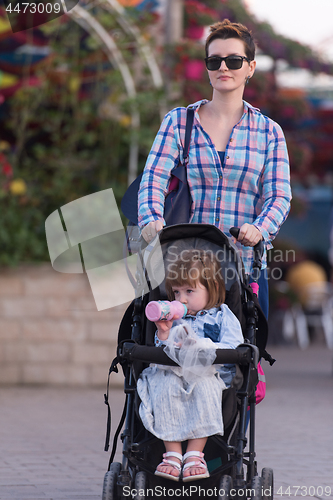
[103,224,274,500]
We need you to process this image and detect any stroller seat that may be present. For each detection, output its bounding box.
[102,224,273,500]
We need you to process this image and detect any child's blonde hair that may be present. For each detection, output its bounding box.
[165,249,226,309]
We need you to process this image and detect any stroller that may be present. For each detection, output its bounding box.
[102,223,274,500]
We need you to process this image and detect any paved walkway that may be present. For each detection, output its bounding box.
[255,345,333,497]
[0,345,332,499]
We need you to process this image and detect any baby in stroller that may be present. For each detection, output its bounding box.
[137,249,244,482]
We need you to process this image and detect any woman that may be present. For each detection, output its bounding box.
[137,19,292,317]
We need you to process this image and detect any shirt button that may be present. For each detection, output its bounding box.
[226,155,230,159]
[230,138,233,142]
[219,175,223,179]
[217,196,221,201]
[216,217,219,222]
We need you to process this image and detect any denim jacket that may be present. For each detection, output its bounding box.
[155,304,244,387]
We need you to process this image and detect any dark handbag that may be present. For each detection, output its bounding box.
[121,107,195,226]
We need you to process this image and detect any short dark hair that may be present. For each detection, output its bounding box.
[165,249,226,309]
[205,19,256,61]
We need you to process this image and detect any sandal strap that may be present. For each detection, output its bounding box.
[183,451,205,461]
[163,451,183,462]
[160,459,181,471]
[183,460,207,471]
[183,451,207,471]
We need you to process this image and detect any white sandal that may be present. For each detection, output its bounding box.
[155,451,182,482]
[182,451,210,482]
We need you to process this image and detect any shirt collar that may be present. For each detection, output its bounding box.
[185,306,219,318]
[188,99,260,114]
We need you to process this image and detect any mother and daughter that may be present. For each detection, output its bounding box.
[136,16,291,483]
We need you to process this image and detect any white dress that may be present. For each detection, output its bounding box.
[137,305,243,442]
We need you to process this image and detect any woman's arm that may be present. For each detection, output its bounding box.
[252,121,292,243]
[138,111,181,230]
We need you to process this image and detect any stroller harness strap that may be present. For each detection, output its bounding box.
[104,340,134,459]
[104,356,128,462]
[104,356,119,452]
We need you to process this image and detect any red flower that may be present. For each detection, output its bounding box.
[0,152,13,177]
[2,163,13,177]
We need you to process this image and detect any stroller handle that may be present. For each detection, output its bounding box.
[230,226,264,271]
[119,342,253,366]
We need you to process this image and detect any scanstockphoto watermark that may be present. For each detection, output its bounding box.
[166,249,296,286]
[3,0,78,33]
[167,246,296,267]
[166,245,296,282]
[45,188,165,312]
[166,262,294,284]
[122,485,274,497]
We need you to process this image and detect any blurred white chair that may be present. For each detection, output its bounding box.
[289,282,333,350]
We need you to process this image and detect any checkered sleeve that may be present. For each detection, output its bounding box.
[253,120,292,243]
[138,111,181,228]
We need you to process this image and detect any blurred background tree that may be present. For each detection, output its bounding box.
[0,1,164,264]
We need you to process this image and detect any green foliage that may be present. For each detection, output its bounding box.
[0,197,48,266]
[0,9,164,266]
[3,0,333,267]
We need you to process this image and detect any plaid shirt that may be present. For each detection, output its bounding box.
[138,99,291,274]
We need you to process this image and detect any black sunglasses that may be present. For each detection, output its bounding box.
[205,55,251,71]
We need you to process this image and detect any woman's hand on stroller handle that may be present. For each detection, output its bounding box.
[230,224,262,247]
[230,225,265,269]
[141,220,164,243]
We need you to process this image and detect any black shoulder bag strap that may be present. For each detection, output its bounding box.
[122,106,195,287]
[183,106,195,163]
[121,106,195,226]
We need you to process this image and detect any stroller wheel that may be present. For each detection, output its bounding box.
[250,475,263,500]
[102,462,121,500]
[261,468,274,500]
[218,475,233,500]
[134,471,147,500]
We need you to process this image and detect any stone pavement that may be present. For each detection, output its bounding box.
[0,344,332,500]
[255,345,333,497]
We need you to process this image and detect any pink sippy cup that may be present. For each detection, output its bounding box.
[145,300,187,322]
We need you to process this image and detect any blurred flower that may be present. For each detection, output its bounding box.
[184,60,205,81]
[185,0,217,26]
[0,140,10,151]
[119,115,132,127]
[68,77,81,93]
[0,152,13,177]
[9,179,27,195]
[2,163,13,177]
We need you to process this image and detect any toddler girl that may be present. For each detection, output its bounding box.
[137,249,244,482]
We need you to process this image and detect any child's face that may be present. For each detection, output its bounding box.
[172,282,209,316]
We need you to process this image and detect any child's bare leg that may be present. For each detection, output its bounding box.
[183,437,208,478]
[156,441,182,478]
